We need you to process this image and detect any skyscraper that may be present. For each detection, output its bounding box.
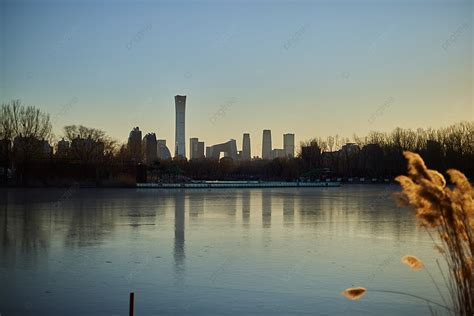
[157,139,172,160]
[283,133,295,158]
[190,138,205,159]
[189,137,199,159]
[207,139,238,160]
[142,133,157,164]
[128,127,142,162]
[197,141,205,158]
[242,133,251,160]
[174,95,186,158]
[262,129,272,159]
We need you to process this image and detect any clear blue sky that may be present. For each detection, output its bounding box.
[1,0,472,156]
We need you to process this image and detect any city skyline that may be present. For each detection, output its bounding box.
[1,0,472,158]
[1,93,470,161]
[3,95,471,160]
[1,1,473,315]
[125,94,298,159]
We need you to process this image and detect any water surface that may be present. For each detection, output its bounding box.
[0,186,448,315]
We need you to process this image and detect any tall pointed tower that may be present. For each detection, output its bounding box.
[174,95,186,158]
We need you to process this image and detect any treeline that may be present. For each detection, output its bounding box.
[147,120,473,181]
[0,100,472,186]
[0,100,131,186]
[300,122,473,179]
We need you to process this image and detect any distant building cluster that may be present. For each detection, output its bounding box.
[126,127,172,164]
[56,136,105,161]
[2,95,295,166]
[2,97,472,186]
[124,95,296,165]
[1,134,106,163]
[13,135,53,160]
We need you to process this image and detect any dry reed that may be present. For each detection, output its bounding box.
[341,287,367,300]
[395,151,473,315]
[341,151,473,315]
[401,255,425,272]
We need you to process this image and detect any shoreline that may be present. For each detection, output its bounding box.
[0,181,403,189]
[137,181,342,189]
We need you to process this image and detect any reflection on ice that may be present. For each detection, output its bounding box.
[0,186,442,315]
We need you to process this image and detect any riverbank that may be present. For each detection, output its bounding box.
[137,181,341,189]
[0,180,401,188]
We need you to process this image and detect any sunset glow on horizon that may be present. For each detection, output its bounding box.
[1,0,472,155]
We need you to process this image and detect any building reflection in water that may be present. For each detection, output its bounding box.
[64,192,114,248]
[262,190,271,228]
[189,194,204,218]
[242,190,250,225]
[283,194,295,226]
[227,192,237,217]
[174,192,185,278]
[261,190,272,248]
[0,190,50,268]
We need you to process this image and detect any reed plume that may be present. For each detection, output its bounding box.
[401,255,425,272]
[396,151,473,315]
[341,287,367,300]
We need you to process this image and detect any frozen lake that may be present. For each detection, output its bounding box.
[0,186,449,315]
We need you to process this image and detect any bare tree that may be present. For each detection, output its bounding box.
[63,125,117,161]
[0,100,53,183]
[1,100,52,159]
[0,100,52,142]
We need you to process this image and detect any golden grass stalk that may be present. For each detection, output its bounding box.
[395,151,473,315]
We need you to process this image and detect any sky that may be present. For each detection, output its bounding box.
[1,0,472,157]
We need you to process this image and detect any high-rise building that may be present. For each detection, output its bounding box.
[157,139,172,160]
[175,95,186,158]
[197,141,205,159]
[262,129,272,159]
[190,138,205,159]
[189,137,199,159]
[283,133,295,158]
[142,133,157,164]
[128,127,142,162]
[242,133,251,160]
[207,139,237,160]
[272,148,286,159]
